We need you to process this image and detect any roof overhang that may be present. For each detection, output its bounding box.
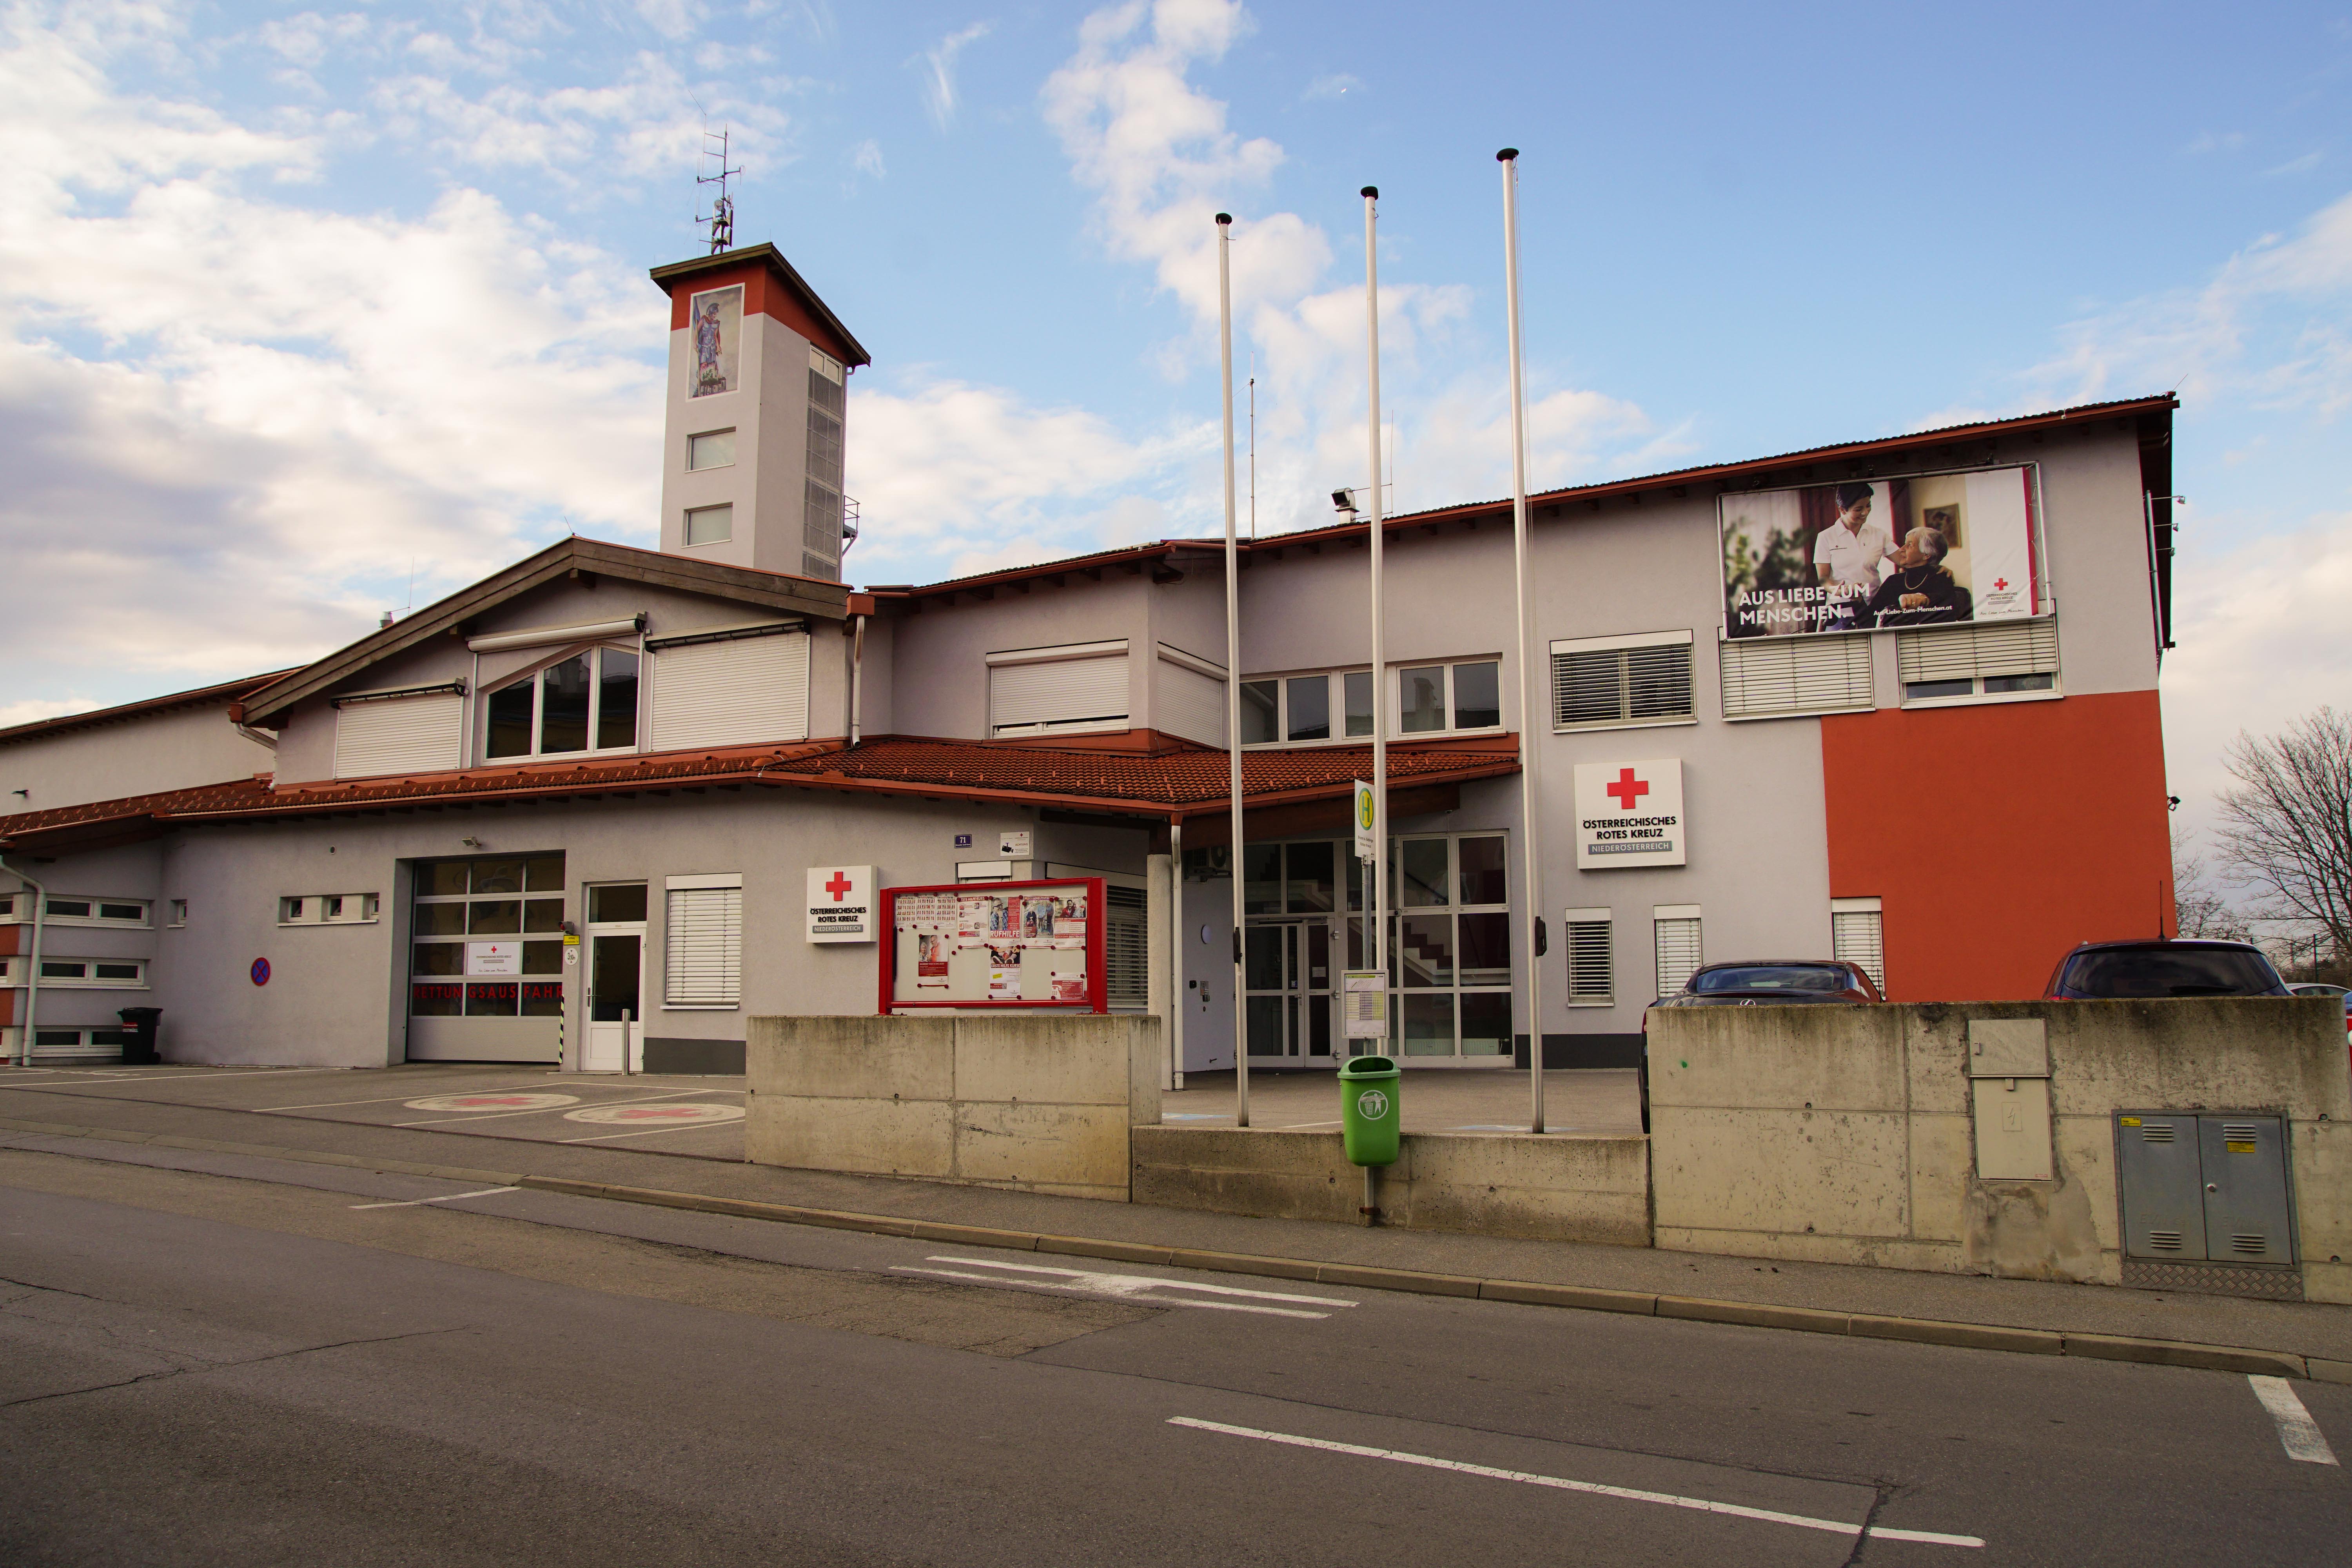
[649,243,871,368]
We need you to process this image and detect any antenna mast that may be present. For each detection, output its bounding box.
[696,126,740,255]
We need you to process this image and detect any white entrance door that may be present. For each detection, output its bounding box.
[583,882,648,1073]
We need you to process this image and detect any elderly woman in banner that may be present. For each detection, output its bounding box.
[1864,526,1972,626]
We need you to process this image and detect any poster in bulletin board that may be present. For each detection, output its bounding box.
[878,878,1107,1013]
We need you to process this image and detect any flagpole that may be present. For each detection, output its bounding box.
[1499,149,1546,1132]
[1217,212,1248,1127]
[1363,186,1388,1057]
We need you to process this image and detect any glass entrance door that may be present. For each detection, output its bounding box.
[583,882,647,1073]
[1245,918,1337,1062]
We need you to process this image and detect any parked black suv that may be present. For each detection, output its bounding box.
[2042,938,2290,1000]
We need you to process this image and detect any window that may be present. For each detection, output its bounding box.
[647,625,811,750]
[486,647,640,761]
[1720,635,1873,720]
[665,874,743,1008]
[280,893,381,926]
[686,428,735,470]
[26,957,146,987]
[1563,908,1614,1006]
[21,896,151,928]
[1831,898,1885,994]
[168,899,188,927]
[1154,646,1227,747]
[1897,619,2058,705]
[409,855,566,1019]
[684,503,733,546]
[333,687,463,779]
[987,641,1130,738]
[1552,632,1696,730]
[1654,907,1703,997]
[1397,660,1502,734]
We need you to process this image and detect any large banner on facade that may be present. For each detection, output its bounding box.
[1719,464,2039,639]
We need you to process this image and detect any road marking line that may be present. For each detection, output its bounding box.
[349,1186,519,1210]
[2249,1375,2340,1465]
[895,1267,1335,1319]
[919,1255,1356,1308]
[1166,1418,1984,1548]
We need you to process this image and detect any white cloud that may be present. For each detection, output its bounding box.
[851,137,885,179]
[1301,72,1360,101]
[916,20,991,132]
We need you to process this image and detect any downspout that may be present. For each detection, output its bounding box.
[230,718,278,751]
[2,854,47,1068]
[848,612,867,749]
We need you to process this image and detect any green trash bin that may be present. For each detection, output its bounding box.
[1339,1054,1401,1167]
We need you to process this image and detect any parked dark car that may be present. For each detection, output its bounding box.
[2042,938,2290,1000]
[1637,961,1884,1129]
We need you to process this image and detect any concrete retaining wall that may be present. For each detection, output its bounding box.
[745,1014,1161,1201]
[1647,998,2352,1301]
[1131,1125,1651,1245]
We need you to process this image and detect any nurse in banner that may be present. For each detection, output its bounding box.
[1810,482,1892,632]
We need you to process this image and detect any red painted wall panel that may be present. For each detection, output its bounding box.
[662,260,857,364]
[1821,690,2174,1001]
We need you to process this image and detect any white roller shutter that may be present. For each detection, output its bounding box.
[1653,915,1703,996]
[1156,658,1225,747]
[665,882,742,1007]
[989,641,1130,737]
[1719,635,1875,719]
[1897,617,2058,684]
[649,632,809,751]
[1832,898,1886,994]
[333,693,462,779]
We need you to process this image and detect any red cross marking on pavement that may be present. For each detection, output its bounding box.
[825,872,854,900]
[1993,577,2009,591]
[1606,768,1649,809]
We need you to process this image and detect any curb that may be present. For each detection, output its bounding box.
[3,1114,2340,1385]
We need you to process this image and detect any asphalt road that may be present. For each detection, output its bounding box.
[1,1137,2345,1566]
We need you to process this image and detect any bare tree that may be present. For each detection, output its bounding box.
[2171,824,2253,943]
[2214,706,2352,962]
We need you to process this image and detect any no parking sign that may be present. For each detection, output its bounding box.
[250,957,271,987]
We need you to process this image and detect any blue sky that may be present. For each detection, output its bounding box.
[2,0,2348,841]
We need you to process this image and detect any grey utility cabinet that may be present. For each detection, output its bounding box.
[2115,1113,2295,1265]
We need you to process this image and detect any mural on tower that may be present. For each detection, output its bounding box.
[688,284,742,397]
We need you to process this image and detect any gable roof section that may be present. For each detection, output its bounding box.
[0,669,296,749]
[236,537,850,730]
[0,735,1518,853]
[879,394,2178,605]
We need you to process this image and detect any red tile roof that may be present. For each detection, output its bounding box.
[0,670,298,747]
[0,735,1520,851]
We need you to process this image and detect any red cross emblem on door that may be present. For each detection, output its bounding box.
[825,871,855,900]
[1993,578,2009,591]
[1605,768,1649,809]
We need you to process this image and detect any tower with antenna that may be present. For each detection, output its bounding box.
[696,126,740,256]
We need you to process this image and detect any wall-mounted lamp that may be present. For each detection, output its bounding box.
[1332,488,1359,515]
[459,837,483,849]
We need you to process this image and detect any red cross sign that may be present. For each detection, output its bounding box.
[825,871,855,900]
[1993,577,2009,592]
[1606,768,1649,809]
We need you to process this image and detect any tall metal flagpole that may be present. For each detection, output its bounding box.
[1217,213,1249,1127]
[1363,186,1388,1055]
[1499,149,1546,1133]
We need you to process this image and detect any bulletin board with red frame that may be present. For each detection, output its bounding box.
[878,878,1107,1014]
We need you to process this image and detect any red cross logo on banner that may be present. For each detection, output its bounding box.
[1606,768,1649,809]
[825,872,855,900]
[1993,578,2009,591]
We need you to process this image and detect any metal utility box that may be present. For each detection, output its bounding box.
[2116,1113,2294,1263]
[1967,1019,2053,1180]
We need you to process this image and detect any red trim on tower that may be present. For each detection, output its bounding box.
[1821,690,2174,1002]
[663,260,858,365]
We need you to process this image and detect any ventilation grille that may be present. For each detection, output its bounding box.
[2147,1230,2185,1251]
[1564,918,1613,1004]
[2222,1122,2262,1140]
[1104,884,1148,1010]
[2230,1234,2269,1256]
[2141,1123,2176,1142]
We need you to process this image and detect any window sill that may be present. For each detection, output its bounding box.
[9,981,149,991]
[481,746,640,766]
[1550,716,1698,735]
[1722,703,1875,723]
[991,720,1130,740]
[1564,998,1616,1008]
[278,919,382,929]
[662,1003,741,1012]
[1899,686,2063,712]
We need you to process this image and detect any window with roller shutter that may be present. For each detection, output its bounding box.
[1719,635,1875,720]
[646,627,809,751]
[664,876,742,1008]
[332,688,464,779]
[1653,912,1703,997]
[1831,898,1885,993]
[1550,632,1694,730]
[987,640,1131,738]
[1897,618,2060,704]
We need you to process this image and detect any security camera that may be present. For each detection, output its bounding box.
[1332,488,1358,513]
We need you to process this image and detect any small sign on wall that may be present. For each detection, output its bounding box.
[996,830,1033,857]
[1572,759,1687,869]
[808,865,876,943]
[467,940,521,976]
